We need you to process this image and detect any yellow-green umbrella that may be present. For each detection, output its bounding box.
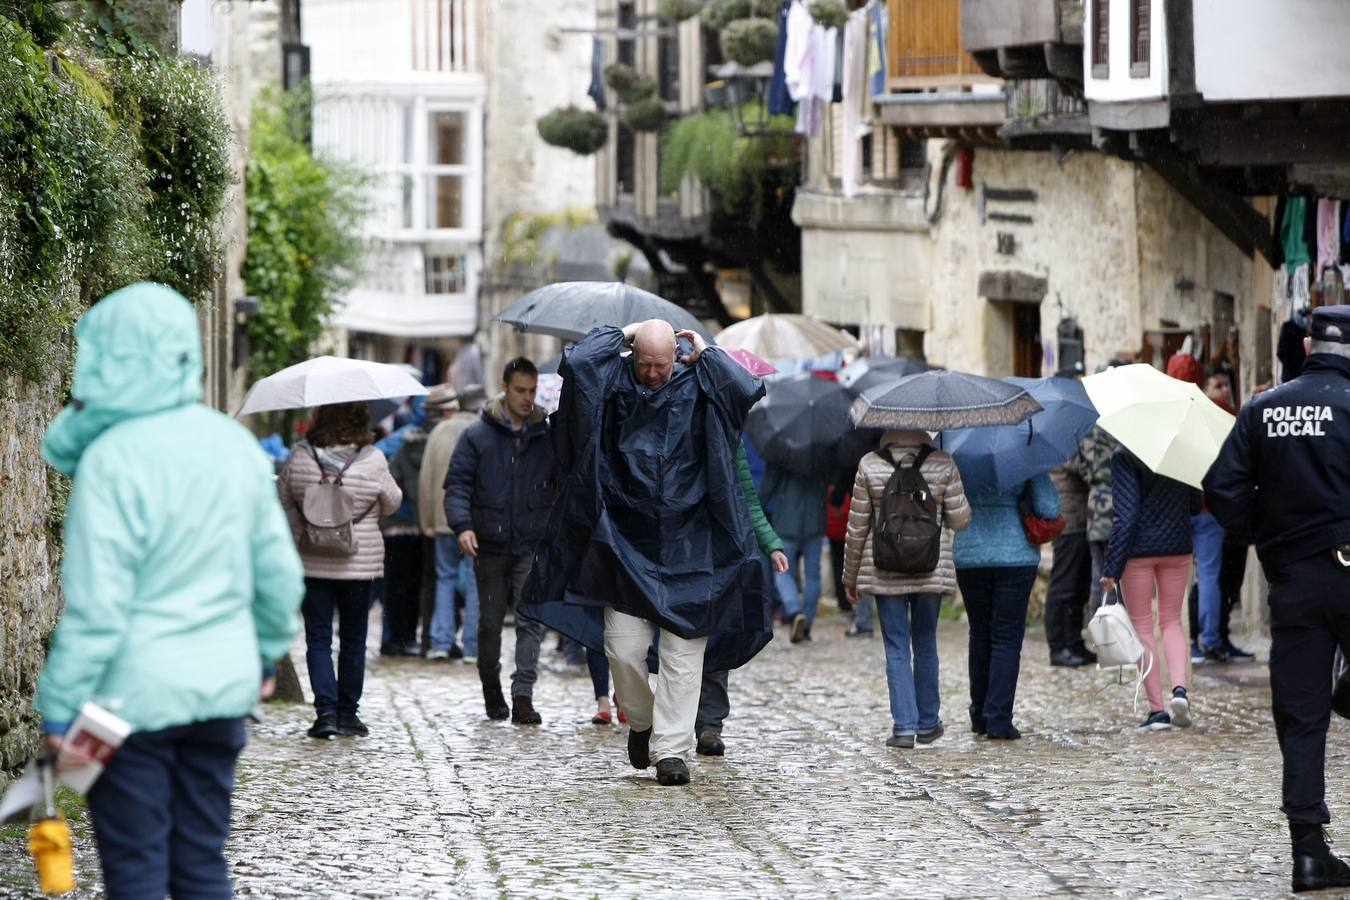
[1082,363,1235,489]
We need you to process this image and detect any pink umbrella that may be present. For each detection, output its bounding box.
[725,347,778,377]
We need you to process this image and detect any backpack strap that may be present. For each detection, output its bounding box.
[304,444,380,522]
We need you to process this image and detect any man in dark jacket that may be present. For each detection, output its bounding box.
[444,357,557,724]
[1205,305,1350,894]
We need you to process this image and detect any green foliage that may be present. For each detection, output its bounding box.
[242,89,367,383]
[659,104,798,222]
[0,13,233,381]
[498,208,595,269]
[808,0,848,30]
[603,63,656,104]
[720,18,777,66]
[537,107,609,156]
[704,0,769,31]
[621,96,667,133]
[0,0,67,45]
[657,0,704,22]
[80,0,153,56]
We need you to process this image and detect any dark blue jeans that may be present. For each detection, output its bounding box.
[876,593,942,736]
[87,718,245,900]
[957,566,1038,735]
[302,576,375,716]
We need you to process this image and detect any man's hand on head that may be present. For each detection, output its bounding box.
[676,330,707,366]
[621,323,642,347]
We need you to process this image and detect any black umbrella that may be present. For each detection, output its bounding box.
[849,370,1042,431]
[493,282,715,343]
[746,374,853,479]
[838,356,934,395]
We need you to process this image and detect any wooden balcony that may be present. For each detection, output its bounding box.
[888,0,1000,90]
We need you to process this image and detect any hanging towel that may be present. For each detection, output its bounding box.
[866,0,888,99]
[784,0,814,103]
[811,26,838,102]
[767,0,795,116]
[841,10,870,197]
[1317,199,1340,277]
[1280,197,1311,270]
[588,37,606,111]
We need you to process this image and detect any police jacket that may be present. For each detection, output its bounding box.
[443,397,557,557]
[1203,354,1350,572]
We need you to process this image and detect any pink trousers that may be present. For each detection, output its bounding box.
[1120,555,1192,712]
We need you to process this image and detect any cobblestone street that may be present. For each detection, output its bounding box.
[6,608,1348,898]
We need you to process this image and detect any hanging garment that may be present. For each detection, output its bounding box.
[767,0,795,116]
[588,37,606,111]
[866,0,888,99]
[1318,199,1340,277]
[832,26,844,103]
[811,25,838,102]
[784,0,815,103]
[841,10,871,197]
[1280,197,1311,270]
[796,95,823,137]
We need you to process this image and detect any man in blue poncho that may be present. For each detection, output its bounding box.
[521,320,771,786]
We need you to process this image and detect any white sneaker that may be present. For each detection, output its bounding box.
[1168,688,1192,727]
[425,649,450,661]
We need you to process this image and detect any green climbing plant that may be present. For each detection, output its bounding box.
[659,104,798,222]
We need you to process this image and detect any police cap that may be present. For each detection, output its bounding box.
[1310,305,1350,343]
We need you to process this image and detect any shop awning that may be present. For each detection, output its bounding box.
[334,288,476,338]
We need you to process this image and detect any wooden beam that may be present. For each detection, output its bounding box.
[1141,150,1277,265]
[1193,119,1350,167]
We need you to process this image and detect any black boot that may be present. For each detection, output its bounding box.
[336,712,368,737]
[627,728,652,769]
[510,695,542,725]
[482,680,510,720]
[655,757,690,786]
[696,730,725,757]
[307,712,337,739]
[1291,825,1350,893]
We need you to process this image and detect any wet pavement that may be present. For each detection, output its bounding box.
[3,606,1346,898]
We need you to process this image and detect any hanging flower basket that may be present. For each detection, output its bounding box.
[706,0,771,31]
[604,64,657,104]
[721,18,778,66]
[621,97,668,133]
[808,0,848,30]
[537,107,609,155]
[658,0,705,21]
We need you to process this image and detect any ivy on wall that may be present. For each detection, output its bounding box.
[0,8,232,381]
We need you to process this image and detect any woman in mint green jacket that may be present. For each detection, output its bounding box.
[36,283,305,899]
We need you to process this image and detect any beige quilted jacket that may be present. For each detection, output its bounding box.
[278,443,402,581]
[842,430,972,597]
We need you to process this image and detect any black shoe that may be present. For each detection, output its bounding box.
[336,713,368,737]
[449,644,465,660]
[510,695,542,725]
[1222,639,1255,662]
[307,712,338,739]
[917,723,945,745]
[1333,665,1350,721]
[696,730,725,757]
[628,728,652,769]
[655,757,690,786]
[1293,852,1350,893]
[986,726,1022,741]
[1199,643,1228,664]
[1050,648,1090,668]
[380,642,401,657]
[844,625,874,638]
[482,681,510,720]
[789,613,807,644]
[1071,644,1098,665]
[970,716,986,736]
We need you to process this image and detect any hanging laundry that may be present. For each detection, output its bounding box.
[588,36,606,111]
[767,0,795,116]
[832,27,844,103]
[1317,199,1340,277]
[1280,197,1311,270]
[811,25,837,102]
[783,0,814,104]
[840,9,870,197]
[866,0,888,100]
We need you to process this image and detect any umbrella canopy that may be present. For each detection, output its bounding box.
[716,313,859,360]
[849,370,1042,432]
[237,356,429,416]
[492,281,714,343]
[838,355,933,392]
[1082,363,1235,489]
[745,374,853,479]
[942,376,1100,494]
[724,347,779,377]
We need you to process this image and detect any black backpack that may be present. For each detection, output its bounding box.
[872,445,943,575]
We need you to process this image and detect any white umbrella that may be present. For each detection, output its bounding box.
[715,314,859,360]
[236,356,429,416]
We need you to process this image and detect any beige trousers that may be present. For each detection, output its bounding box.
[603,608,708,762]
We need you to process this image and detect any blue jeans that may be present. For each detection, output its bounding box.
[1191,512,1224,650]
[957,566,1037,735]
[875,594,942,736]
[853,594,876,632]
[777,535,824,626]
[430,535,479,655]
[302,577,375,715]
[88,718,245,900]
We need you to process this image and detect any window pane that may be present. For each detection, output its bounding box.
[429,175,463,229]
[424,254,466,294]
[428,111,465,166]
[400,175,414,229]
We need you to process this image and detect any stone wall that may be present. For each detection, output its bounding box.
[0,374,65,772]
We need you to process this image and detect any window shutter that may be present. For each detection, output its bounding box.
[1092,0,1109,76]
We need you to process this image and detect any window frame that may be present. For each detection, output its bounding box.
[1129,0,1150,78]
[1091,0,1110,80]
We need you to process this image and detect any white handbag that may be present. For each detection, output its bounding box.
[1087,588,1154,712]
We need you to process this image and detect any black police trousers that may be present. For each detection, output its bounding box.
[1268,551,1350,825]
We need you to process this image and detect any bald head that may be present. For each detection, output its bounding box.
[632,319,677,389]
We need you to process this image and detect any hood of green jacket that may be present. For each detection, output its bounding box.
[42,283,203,475]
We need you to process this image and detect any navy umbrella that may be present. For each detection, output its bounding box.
[941,376,1099,494]
[849,370,1041,432]
[746,373,853,479]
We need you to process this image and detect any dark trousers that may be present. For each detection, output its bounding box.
[586,648,610,700]
[957,566,1038,735]
[1188,538,1250,645]
[302,577,375,715]
[475,551,545,698]
[88,718,245,900]
[696,670,730,734]
[1044,531,1091,653]
[1268,551,1350,825]
[382,534,423,646]
[829,539,851,612]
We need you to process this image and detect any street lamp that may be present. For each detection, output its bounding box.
[706,61,793,137]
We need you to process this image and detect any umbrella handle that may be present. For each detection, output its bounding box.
[1027,417,1035,446]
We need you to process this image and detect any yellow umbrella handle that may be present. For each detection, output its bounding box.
[29,817,75,895]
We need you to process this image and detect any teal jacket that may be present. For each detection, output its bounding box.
[758,464,828,538]
[736,445,783,556]
[36,283,305,735]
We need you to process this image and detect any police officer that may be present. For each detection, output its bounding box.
[1205,305,1350,894]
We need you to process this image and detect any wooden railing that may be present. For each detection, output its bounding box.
[887,0,991,88]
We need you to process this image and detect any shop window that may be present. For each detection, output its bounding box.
[1091,0,1109,79]
[1129,0,1150,77]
